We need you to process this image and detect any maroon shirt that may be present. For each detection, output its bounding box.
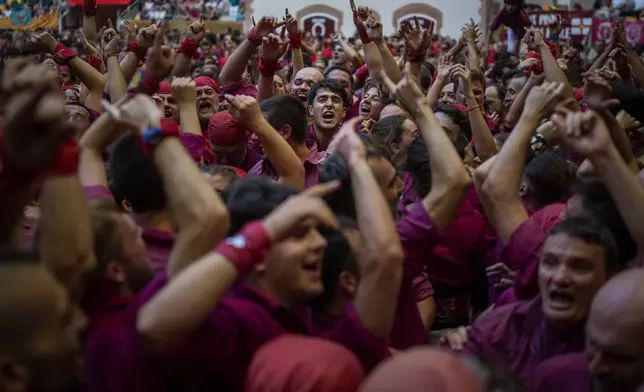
[394,203,438,349]
[532,353,590,392]
[463,297,585,384]
[221,78,258,98]
[489,3,531,38]
[161,284,389,391]
[248,141,327,188]
[179,133,206,164]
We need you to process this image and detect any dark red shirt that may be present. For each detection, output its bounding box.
[532,353,590,392]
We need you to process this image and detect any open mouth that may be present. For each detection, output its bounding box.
[360,103,371,114]
[198,101,213,114]
[164,108,173,118]
[296,92,308,102]
[322,111,335,121]
[549,290,575,309]
[301,259,322,280]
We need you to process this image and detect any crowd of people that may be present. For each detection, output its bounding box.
[3,0,644,391]
[138,0,247,21]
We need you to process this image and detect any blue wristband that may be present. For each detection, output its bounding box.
[141,126,163,145]
[548,35,559,41]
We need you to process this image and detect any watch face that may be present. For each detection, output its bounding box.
[226,235,246,249]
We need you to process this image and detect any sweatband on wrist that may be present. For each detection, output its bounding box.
[214,221,271,276]
[137,119,180,156]
[126,42,147,63]
[257,55,277,77]
[127,70,161,96]
[548,35,559,41]
[358,29,372,44]
[43,138,80,177]
[53,43,76,66]
[354,64,368,82]
[407,49,425,63]
[82,4,97,16]
[289,31,302,49]
[247,27,263,46]
[177,37,199,58]
[88,55,102,71]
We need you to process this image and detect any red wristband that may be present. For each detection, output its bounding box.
[126,42,148,63]
[407,48,426,63]
[127,70,161,96]
[358,29,372,44]
[53,43,76,66]
[257,56,278,78]
[178,37,199,59]
[43,138,80,177]
[82,4,97,16]
[247,27,263,46]
[137,119,180,156]
[214,221,271,276]
[289,31,302,49]
[88,55,102,71]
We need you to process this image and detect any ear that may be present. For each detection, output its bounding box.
[105,261,126,284]
[279,125,292,140]
[390,142,400,155]
[307,105,313,118]
[518,182,529,198]
[121,200,132,213]
[0,356,28,392]
[339,270,358,296]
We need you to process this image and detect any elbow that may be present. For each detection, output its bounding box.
[447,167,472,192]
[194,202,230,239]
[136,306,167,351]
[378,242,405,271]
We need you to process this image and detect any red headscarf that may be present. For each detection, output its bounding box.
[158,81,172,95]
[207,111,247,147]
[246,335,364,392]
[194,76,220,93]
[524,51,544,74]
[360,348,484,392]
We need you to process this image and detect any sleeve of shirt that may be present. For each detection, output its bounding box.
[221,79,257,97]
[83,185,115,203]
[321,302,390,373]
[179,133,205,164]
[412,269,434,301]
[396,203,439,249]
[489,10,505,31]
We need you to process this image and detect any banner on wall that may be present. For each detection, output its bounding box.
[527,10,593,41]
[0,10,58,30]
[592,18,644,46]
[67,0,132,4]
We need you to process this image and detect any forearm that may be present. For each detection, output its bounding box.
[171,53,192,78]
[465,94,497,161]
[350,159,403,339]
[106,56,127,103]
[82,15,97,44]
[592,145,644,248]
[426,77,446,108]
[252,118,305,189]
[505,78,534,127]
[363,41,385,76]
[375,39,403,83]
[539,43,575,101]
[447,43,464,58]
[154,137,229,277]
[406,61,422,82]
[0,186,34,249]
[588,47,610,73]
[178,103,202,136]
[256,75,275,103]
[291,47,304,75]
[137,252,238,349]
[69,57,106,91]
[119,52,140,84]
[40,176,96,299]
[415,107,471,229]
[219,40,256,87]
[467,42,482,74]
[627,50,644,86]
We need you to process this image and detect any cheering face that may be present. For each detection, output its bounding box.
[310,89,346,132]
[259,223,328,304]
[196,86,219,116]
[538,233,607,329]
[391,119,420,168]
[505,75,528,106]
[66,104,91,137]
[273,74,286,96]
[160,93,179,121]
[333,45,348,65]
[360,87,385,121]
[439,83,456,105]
[63,87,80,104]
[290,68,323,104]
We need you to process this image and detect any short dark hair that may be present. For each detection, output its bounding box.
[419,63,434,92]
[260,94,308,143]
[86,199,125,277]
[435,103,472,140]
[324,65,353,91]
[221,176,298,235]
[573,177,637,267]
[108,133,167,214]
[548,216,619,275]
[307,79,350,109]
[405,137,432,198]
[202,164,239,185]
[524,150,573,209]
[319,136,389,219]
[371,115,408,147]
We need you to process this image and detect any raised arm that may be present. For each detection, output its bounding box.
[171,20,205,78]
[426,56,453,108]
[285,9,304,75]
[82,0,98,44]
[137,183,339,350]
[102,22,127,103]
[256,33,287,102]
[399,18,433,82]
[462,19,483,75]
[479,82,567,243]
[227,94,305,189]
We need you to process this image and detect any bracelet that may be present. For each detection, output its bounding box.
[247,27,263,46]
[177,37,199,59]
[126,42,148,63]
[43,138,80,177]
[214,221,272,276]
[289,31,302,49]
[53,43,76,66]
[467,105,480,112]
[257,55,277,77]
[103,50,120,64]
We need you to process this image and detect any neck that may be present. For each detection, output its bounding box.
[135,209,174,232]
[313,125,338,151]
[254,280,307,311]
[324,294,350,318]
[290,141,311,162]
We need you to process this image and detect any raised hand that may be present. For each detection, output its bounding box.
[399,17,432,54]
[79,31,100,57]
[2,63,73,171]
[450,64,472,93]
[223,94,263,127]
[171,77,196,105]
[262,181,340,243]
[144,22,175,82]
[365,14,383,41]
[102,19,120,55]
[523,81,568,119]
[461,18,480,44]
[523,27,545,49]
[436,55,454,80]
[186,18,206,44]
[583,72,619,109]
[261,32,288,62]
[283,8,299,35]
[137,23,159,49]
[123,20,138,43]
[359,118,376,134]
[557,110,612,157]
[251,16,284,39]
[103,94,161,132]
[31,32,58,53]
[548,15,563,38]
[331,118,366,166]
